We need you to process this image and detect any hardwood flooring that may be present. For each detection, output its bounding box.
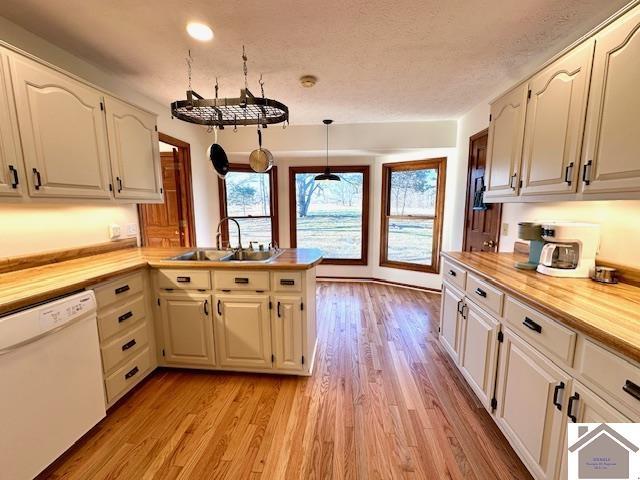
[39,282,532,479]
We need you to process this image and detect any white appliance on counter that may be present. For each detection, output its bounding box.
[0,291,106,480]
[536,222,600,278]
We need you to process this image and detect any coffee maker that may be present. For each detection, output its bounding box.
[536,222,600,278]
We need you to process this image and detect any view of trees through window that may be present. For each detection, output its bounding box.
[223,170,274,246]
[292,169,366,261]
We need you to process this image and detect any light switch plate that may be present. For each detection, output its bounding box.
[502,222,509,236]
[126,223,138,236]
[109,224,121,239]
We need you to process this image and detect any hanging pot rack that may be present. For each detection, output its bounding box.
[170,47,289,129]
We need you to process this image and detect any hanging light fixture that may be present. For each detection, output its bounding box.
[315,119,341,182]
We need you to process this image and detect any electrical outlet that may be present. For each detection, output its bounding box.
[501,222,509,236]
[126,223,138,236]
[109,224,121,240]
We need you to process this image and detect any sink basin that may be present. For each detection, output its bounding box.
[166,248,282,263]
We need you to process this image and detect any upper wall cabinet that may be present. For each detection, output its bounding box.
[581,6,640,195]
[0,48,24,197]
[104,96,162,202]
[484,84,528,200]
[519,40,594,197]
[9,53,113,199]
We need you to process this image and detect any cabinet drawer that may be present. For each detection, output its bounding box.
[504,297,576,365]
[214,271,270,291]
[577,340,640,416]
[465,274,504,316]
[104,346,150,403]
[157,269,211,290]
[94,272,144,309]
[272,271,302,292]
[443,259,466,290]
[101,321,149,374]
[97,294,146,341]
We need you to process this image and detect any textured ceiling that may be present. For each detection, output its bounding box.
[0,0,630,124]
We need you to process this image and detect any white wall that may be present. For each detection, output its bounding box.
[0,15,215,256]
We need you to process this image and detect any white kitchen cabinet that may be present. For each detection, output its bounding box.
[215,294,272,369]
[484,84,528,200]
[159,292,215,366]
[104,96,162,202]
[581,5,640,195]
[440,283,464,363]
[0,48,24,197]
[458,301,500,409]
[9,53,113,199]
[495,329,570,480]
[557,380,631,480]
[272,295,304,371]
[520,40,594,196]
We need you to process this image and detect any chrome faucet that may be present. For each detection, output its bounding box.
[216,217,243,251]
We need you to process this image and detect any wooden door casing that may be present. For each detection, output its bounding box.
[520,40,594,196]
[463,129,502,252]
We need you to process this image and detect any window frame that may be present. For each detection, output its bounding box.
[288,165,370,265]
[217,163,279,246]
[379,158,446,273]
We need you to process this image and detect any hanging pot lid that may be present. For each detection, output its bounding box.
[208,127,229,179]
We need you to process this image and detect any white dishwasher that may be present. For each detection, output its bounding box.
[0,291,106,480]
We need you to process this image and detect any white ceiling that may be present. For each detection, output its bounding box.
[0,0,630,124]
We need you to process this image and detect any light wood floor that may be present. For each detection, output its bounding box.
[40,282,532,479]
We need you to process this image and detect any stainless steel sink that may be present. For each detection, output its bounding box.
[166,248,282,263]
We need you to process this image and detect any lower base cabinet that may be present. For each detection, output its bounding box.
[272,295,304,371]
[215,294,272,369]
[494,329,570,480]
[440,283,464,362]
[159,292,215,366]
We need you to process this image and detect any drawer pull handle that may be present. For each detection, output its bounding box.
[622,380,640,402]
[280,279,295,286]
[33,168,42,190]
[277,301,282,318]
[217,299,222,316]
[176,276,191,283]
[234,277,249,284]
[118,311,133,323]
[567,392,580,423]
[457,300,464,314]
[9,165,19,188]
[448,270,456,277]
[552,381,565,410]
[203,299,209,316]
[115,285,130,295]
[125,366,139,380]
[522,317,542,333]
[564,162,574,185]
[122,339,136,351]
[475,288,487,298]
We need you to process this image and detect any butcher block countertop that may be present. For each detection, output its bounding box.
[443,251,640,363]
[0,247,323,316]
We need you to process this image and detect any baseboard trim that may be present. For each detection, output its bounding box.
[317,276,441,293]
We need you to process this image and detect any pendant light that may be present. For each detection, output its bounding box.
[315,119,341,182]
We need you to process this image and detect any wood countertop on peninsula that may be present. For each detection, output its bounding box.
[0,247,323,316]
[442,251,640,363]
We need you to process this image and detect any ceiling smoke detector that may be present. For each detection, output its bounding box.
[299,75,318,88]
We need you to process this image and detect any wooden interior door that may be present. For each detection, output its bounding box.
[463,129,502,252]
[138,134,196,248]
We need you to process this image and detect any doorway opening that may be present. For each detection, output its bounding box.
[462,128,502,252]
[138,133,196,247]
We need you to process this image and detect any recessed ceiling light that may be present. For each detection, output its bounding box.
[186,22,214,42]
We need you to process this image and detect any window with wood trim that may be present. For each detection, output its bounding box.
[289,166,370,265]
[380,158,446,273]
[218,164,279,247]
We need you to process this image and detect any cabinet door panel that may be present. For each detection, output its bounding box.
[485,84,528,200]
[9,54,112,198]
[581,6,640,194]
[0,48,24,197]
[440,283,464,363]
[459,302,499,408]
[272,296,303,371]
[160,293,215,366]
[495,329,568,479]
[520,40,594,196]
[104,96,162,201]
[215,294,271,368]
